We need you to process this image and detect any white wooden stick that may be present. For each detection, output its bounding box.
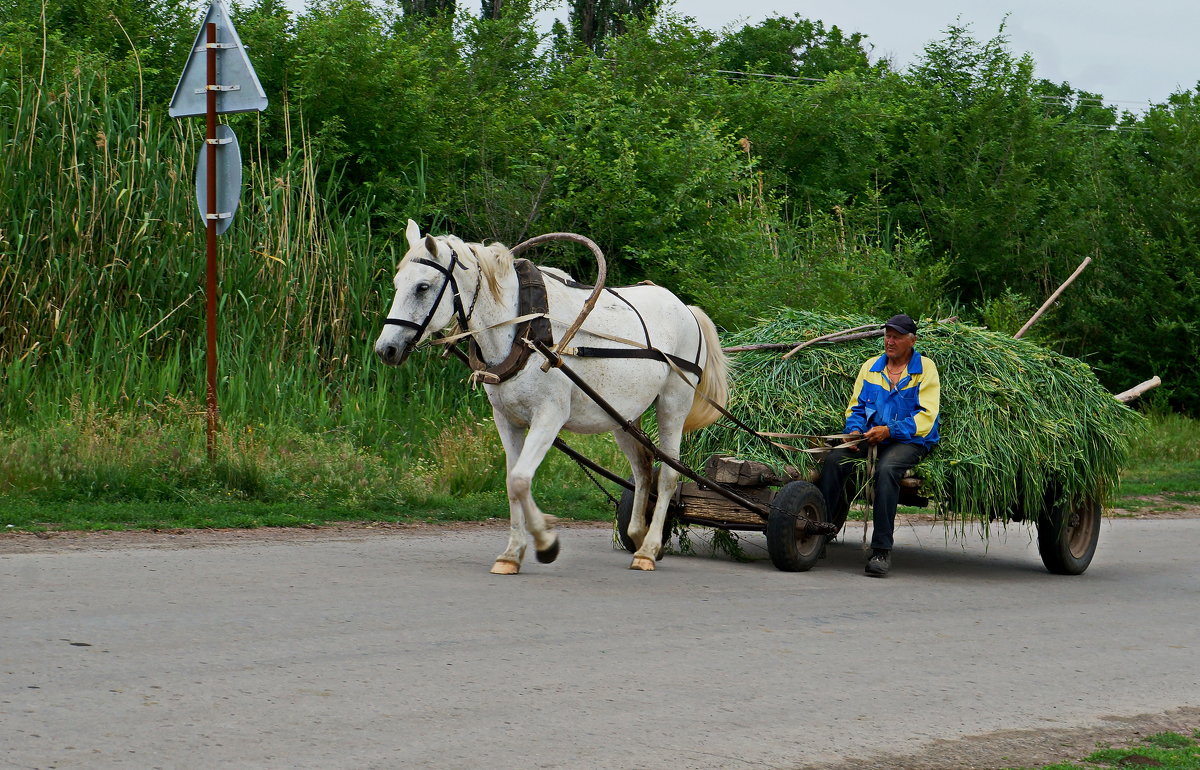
[1114,376,1161,403]
[1014,256,1093,339]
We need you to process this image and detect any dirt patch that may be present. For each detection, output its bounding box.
[0,518,610,554]
[1110,495,1200,519]
[796,706,1200,770]
[1,505,1197,554]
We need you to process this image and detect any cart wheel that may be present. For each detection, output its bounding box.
[1037,492,1101,575]
[767,481,829,572]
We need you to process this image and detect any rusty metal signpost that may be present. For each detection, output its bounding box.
[169,0,266,457]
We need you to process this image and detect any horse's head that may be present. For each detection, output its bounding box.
[374,219,472,367]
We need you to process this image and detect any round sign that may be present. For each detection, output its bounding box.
[194,123,242,236]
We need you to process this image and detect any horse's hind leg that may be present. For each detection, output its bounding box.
[629,388,690,571]
[613,427,654,551]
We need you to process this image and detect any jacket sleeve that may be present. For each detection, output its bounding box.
[887,358,940,441]
[843,360,872,433]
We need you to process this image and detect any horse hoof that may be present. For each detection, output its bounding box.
[490,559,520,575]
[536,536,560,564]
[630,556,657,571]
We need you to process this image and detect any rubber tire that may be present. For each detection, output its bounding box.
[615,484,642,553]
[767,480,829,572]
[1037,494,1101,575]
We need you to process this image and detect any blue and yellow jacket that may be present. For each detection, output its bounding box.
[844,352,940,449]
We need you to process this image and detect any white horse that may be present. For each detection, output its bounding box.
[374,220,729,573]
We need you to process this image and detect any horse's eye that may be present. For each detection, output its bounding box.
[415,281,431,294]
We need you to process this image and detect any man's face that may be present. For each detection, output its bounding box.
[884,328,915,360]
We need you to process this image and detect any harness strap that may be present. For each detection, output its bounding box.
[382,252,469,337]
[566,346,703,378]
[540,268,710,376]
[539,269,655,349]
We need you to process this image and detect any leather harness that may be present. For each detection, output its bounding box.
[387,255,705,385]
[467,259,555,384]
[468,260,705,384]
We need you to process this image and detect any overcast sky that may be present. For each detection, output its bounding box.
[534,0,1200,110]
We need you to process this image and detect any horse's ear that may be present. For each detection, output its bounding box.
[424,234,439,257]
[405,219,422,249]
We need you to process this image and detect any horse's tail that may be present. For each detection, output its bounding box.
[682,306,729,433]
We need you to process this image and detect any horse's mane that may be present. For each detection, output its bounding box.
[399,234,513,302]
[403,233,576,302]
[451,237,513,302]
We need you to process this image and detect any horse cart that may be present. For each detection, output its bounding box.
[375,226,1117,577]
[555,431,1103,576]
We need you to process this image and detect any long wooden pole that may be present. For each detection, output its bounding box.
[1014,257,1092,339]
[205,22,219,458]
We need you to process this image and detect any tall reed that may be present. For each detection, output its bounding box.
[0,59,481,466]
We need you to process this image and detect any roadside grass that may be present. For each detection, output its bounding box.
[1113,411,1200,515]
[0,398,624,531]
[0,406,1191,533]
[1009,729,1200,770]
[0,484,614,532]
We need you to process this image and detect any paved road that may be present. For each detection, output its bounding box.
[2,518,1197,769]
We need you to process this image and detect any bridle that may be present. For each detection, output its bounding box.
[382,247,477,345]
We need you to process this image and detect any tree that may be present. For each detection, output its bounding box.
[480,0,530,20]
[715,14,875,79]
[399,0,454,23]
[568,0,659,53]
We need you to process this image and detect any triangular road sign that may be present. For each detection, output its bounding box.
[169,0,268,117]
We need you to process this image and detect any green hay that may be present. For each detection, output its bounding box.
[685,310,1145,526]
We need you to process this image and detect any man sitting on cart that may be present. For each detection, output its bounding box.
[817,314,940,578]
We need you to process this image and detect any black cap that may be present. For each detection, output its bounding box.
[882,314,917,335]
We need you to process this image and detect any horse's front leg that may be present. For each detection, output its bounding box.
[490,411,530,574]
[490,410,564,575]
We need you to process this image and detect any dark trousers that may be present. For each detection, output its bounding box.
[817,442,929,551]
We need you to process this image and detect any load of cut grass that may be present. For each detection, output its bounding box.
[684,310,1145,525]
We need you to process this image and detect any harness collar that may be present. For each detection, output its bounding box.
[467,259,554,384]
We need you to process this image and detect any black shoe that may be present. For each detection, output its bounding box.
[865,548,891,578]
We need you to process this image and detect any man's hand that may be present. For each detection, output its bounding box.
[863,425,891,445]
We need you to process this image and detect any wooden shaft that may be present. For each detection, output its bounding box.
[551,437,637,492]
[781,323,875,359]
[724,317,959,353]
